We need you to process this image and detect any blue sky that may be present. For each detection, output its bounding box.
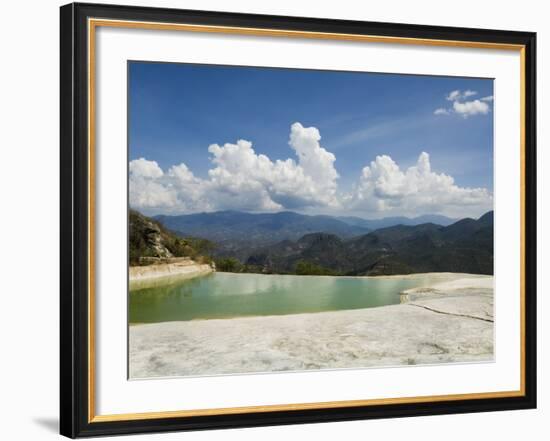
[129,61,494,218]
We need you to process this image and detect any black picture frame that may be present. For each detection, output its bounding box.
[60,2,537,438]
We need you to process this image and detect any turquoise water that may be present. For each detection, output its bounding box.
[129,272,449,324]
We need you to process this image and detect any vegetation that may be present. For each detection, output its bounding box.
[134,208,494,277]
[294,260,337,276]
[213,257,266,274]
[214,257,243,272]
[241,212,494,276]
[153,211,458,256]
[129,210,214,266]
[214,257,336,276]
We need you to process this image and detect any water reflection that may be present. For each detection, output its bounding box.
[129,272,460,324]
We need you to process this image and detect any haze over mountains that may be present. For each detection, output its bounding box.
[155,211,457,249]
[335,214,457,230]
[146,210,493,276]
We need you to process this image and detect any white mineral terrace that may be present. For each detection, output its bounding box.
[129,258,213,290]
[129,274,494,378]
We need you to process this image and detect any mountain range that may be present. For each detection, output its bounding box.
[245,211,493,276]
[336,213,457,230]
[154,210,457,251]
[150,209,492,276]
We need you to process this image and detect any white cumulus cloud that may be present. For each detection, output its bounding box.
[129,158,177,210]
[129,157,164,179]
[452,99,490,117]
[350,152,492,217]
[130,122,341,214]
[446,89,477,101]
[436,89,492,118]
[130,124,492,218]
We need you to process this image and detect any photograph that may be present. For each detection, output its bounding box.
[127,62,495,379]
[54,1,537,438]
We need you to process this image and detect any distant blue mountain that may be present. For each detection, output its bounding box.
[337,214,457,230]
[149,210,492,275]
[154,210,370,249]
[154,210,457,249]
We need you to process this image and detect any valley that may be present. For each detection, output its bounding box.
[145,210,493,277]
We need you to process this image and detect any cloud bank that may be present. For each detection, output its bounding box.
[130,122,492,218]
[130,123,340,214]
[349,152,492,218]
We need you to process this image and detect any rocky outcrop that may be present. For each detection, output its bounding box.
[130,210,214,267]
[130,210,173,260]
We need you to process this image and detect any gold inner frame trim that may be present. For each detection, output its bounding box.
[87,17,527,423]
[91,390,524,423]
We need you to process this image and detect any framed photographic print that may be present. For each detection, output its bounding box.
[60,2,537,438]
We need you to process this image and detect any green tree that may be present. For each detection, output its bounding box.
[215,257,243,272]
[295,260,335,276]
